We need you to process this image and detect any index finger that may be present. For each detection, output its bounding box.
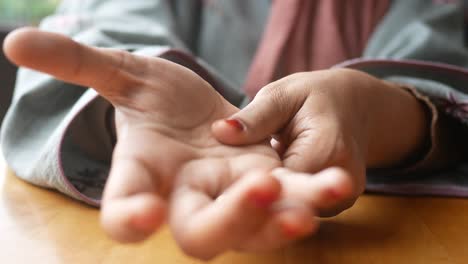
[3,27,145,102]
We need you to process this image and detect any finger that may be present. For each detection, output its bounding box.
[238,167,354,252]
[238,201,317,252]
[169,167,281,260]
[278,121,367,206]
[272,167,358,217]
[211,80,302,145]
[3,27,146,103]
[101,140,166,243]
[101,193,166,243]
[100,130,192,243]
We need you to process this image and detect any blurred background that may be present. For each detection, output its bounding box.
[0,0,60,124]
[0,0,60,26]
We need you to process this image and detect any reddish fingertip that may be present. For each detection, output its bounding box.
[224,118,245,132]
[280,222,302,238]
[250,190,278,208]
[131,211,162,233]
[326,188,341,200]
[276,208,316,239]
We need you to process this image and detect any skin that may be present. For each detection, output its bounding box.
[213,69,431,216]
[3,28,359,260]
[5,27,431,256]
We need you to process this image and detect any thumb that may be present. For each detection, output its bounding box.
[3,27,148,106]
[212,84,301,145]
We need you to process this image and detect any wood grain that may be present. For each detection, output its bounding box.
[1,156,467,264]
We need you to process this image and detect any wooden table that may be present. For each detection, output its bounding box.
[1,156,468,264]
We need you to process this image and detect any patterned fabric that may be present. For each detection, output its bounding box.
[436,92,468,121]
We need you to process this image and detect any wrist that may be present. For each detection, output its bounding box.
[365,81,431,169]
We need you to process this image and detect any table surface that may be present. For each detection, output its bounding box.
[1,157,468,264]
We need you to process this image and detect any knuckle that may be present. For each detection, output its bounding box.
[255,81,295,120]
[103,49,127,82]
[256,81,285,101]
[102,50,145,99]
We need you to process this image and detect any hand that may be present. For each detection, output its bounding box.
[213,69,430,216]
[4,28,354,259]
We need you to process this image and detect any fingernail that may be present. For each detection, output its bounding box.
[224,118,245,131]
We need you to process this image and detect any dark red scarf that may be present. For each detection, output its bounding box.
[244,0,390,98]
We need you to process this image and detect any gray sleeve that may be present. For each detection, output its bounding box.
[362,0,468,106]
[0,0,240,206]
[338,0,468,197]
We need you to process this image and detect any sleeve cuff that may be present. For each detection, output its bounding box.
[57,91,113,207]
[384,82,465,174]
[336,58,468,173]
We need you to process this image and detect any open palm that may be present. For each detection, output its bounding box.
[4,28,354,259]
